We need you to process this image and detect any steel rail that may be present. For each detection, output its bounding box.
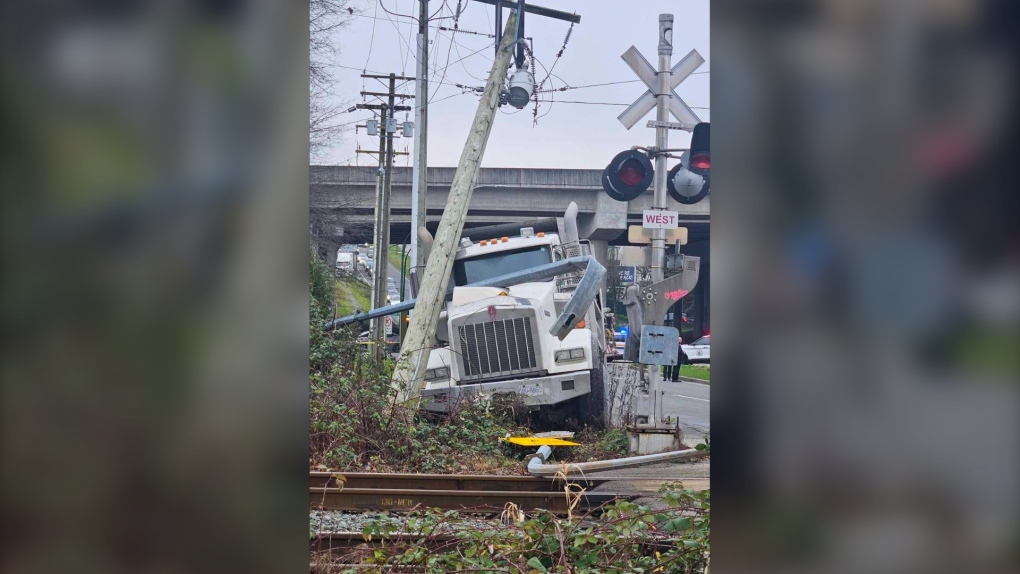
[311,531,459,551]
[309,486,633,515]
[309,471,610,491]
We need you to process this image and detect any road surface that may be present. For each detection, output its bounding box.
[588,380,710,499]
[606,364,710,443]
[661,380,710,443]
[387,262,412,301]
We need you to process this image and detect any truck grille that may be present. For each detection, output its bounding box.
[458,317,539,382]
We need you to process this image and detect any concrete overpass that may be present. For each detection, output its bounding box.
[310,165,711,342]
[310,165,709,253]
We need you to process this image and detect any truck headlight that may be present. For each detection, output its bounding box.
[424,366,451,381]
[554,348,586,362]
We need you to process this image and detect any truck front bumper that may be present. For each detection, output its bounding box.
[420,371,592,413]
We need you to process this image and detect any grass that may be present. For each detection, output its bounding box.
[679,364,710,381]
[387,244,409,278]
[334,275,371,316]
[954,328,1020,378]
[558,427,630,462]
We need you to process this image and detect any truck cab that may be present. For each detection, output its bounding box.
[412,215,607,426]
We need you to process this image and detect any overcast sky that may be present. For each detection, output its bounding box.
[321,0,709,169]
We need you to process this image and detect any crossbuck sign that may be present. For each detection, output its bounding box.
[617,46,705,130]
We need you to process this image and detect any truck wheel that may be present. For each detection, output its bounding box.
[579,332,607,429]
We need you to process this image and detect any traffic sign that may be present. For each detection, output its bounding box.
[617,46,704,130]
[628,225,688,245]
[646,120,690,130]
[618,266,636,285]
[642,209,679,229]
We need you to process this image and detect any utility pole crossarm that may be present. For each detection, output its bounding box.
[361,73,416,80]
[360,91,415,99]
[357,104,412,111]
[471,0,580,23]
[356,149,409,156]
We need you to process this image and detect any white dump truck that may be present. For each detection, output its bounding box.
[412,203,608,426]
[336,245,360,273]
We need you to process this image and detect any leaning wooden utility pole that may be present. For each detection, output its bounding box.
[392,12,518,400]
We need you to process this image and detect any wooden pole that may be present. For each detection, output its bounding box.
[393,12,518,401]
[369,103,388,357]
[411,0,429,270]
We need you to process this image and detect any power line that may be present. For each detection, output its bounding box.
[378,0,454,24]
[448,28,492,82]
[534,20,574,94]
[437,25,493,38]
[535,72,710,94]
[337,64,387,74]
[536,99,710,110]
[403,0,416,75]
[379,0,413,75]
[537,79,640,93]
[364,0,380,71]
[429,31,492,102]
[349,11,491,37]
[429,28,457,102]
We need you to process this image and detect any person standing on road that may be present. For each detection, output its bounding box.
[669,335,686,382]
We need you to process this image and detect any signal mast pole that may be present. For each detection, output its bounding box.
[645,14,674,427]
[650,14,673,283]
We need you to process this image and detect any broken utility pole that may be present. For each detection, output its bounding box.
[392,11,519,401]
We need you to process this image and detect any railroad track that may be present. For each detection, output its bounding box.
[309,472,637,515]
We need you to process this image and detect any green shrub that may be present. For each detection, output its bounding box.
[314,483,710,573]
[309,252,528,473]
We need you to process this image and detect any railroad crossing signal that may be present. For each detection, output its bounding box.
[617,46,705,130]
[688,122,710,175]
[603,30,706,204]
[602,149,653,201]
[666,121,710,204]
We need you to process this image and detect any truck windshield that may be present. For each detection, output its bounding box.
[453,246,552,286]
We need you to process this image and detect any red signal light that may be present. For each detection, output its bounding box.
[602,150,653,202]
[688,122,710,176]
[618,158,647,186]
[690,153,710,170]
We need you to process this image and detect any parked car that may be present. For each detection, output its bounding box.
[613,331,627,356]
[681,335,710,364]
[357,330,400,353]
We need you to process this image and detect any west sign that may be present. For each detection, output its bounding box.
[642,210,679,229]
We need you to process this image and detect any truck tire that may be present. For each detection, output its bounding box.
[579,332,607,429]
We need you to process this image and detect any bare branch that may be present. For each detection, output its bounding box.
[309,0,359,157]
